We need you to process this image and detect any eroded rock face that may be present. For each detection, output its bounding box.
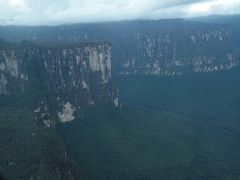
[118,27,240,76]
[0,41,117,127]
[88,45,111,83]
[0,62,6,71]
[0,49,27,94]
[0,74,8,94]
[58,102,76,123]
[0,20,239,77]
[3,50,19,78]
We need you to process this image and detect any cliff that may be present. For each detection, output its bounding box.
[0,40,117,179]
[1,19,240,180]
[0,40,117,128]
[0,20,239,76]
[117,26,240,76]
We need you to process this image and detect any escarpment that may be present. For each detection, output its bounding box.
[117,27,240,76]
[0,20,239,77]
[0,41,117,128]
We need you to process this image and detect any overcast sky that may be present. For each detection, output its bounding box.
[0,0,240,25]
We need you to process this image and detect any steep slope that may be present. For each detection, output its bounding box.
[0,19,240,179]
[116,26,239,76]
[0,40,117,127]
[0,40,117,179]
[0,19,239,76]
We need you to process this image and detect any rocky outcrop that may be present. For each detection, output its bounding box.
[118,27,240,76]
[87,46,111,83]
[0,20,239,77]
[0,41,117,127]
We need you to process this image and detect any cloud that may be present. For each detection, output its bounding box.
[186,0,240,17]
[0,0,240,25]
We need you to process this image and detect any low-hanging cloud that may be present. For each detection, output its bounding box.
[0,0,240,25]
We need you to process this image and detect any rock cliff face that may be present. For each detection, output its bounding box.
[0,41,116,127]
[0,19,239,76]
[117,27,240,76]
[0,19,240,180]
[0,20,240,125]
[0,21,239,129]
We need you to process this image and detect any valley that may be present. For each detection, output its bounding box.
[58,67,240,180]
[0,18,240,179]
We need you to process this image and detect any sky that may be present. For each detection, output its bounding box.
[0,0,240,25]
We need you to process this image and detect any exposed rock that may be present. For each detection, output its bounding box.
[89,47,100,71]
[3,51,19,78]
[58,102,76,123]
[0,62,5,71]
[82,80,89,90]
[0,41,117,128]
[76,55,81,65]
[0,74,8,94]
[43,119,51,128]
[33,107,40,113]
[88,45,111,83]
[114,97,119,108]
[118,27,239,76]
[0,20,238,78]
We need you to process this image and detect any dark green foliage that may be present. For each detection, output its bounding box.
[0,40,114,179]
[1,18,240,179]
[58,68,240,180]
[0,107,80,180]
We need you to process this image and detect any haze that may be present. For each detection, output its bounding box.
[0,0,240,25]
